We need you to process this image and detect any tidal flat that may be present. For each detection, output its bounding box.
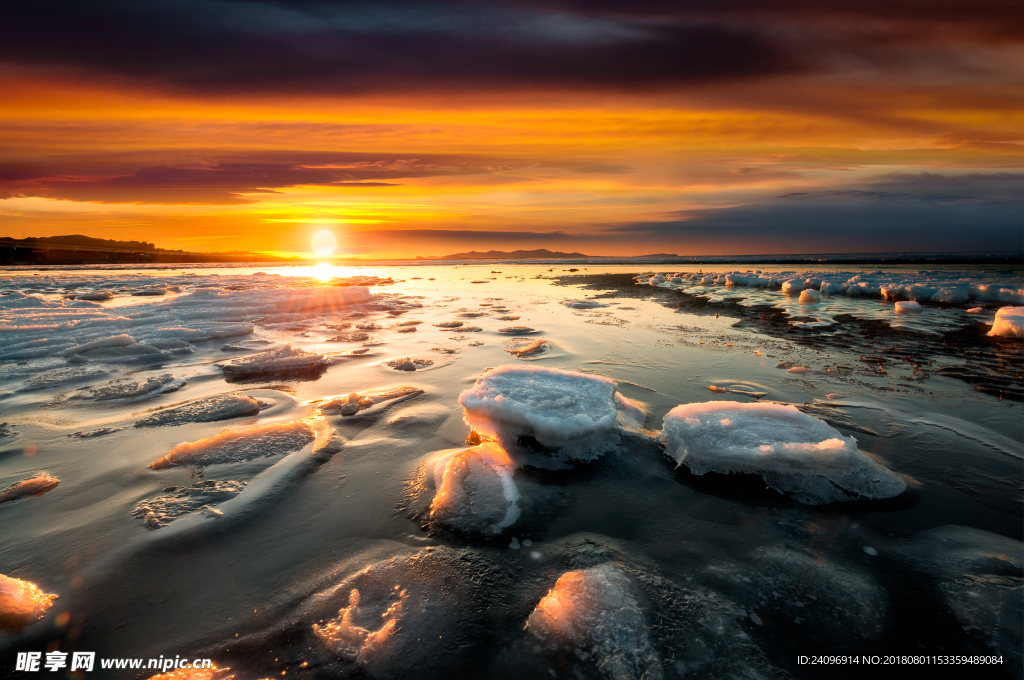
[0,262,1021,679]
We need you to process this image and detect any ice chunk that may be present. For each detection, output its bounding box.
[76,374,185,401]
[799,289,821,304]
[132,480,247,528]
[386,357,433,371]
[429,442,520,535]
[222,344,330,379]
[75,290,113,301]
[150,419,317,469]
[458,366,620,463]
[966,306,984,314]
[781,280,804,295]
[659,402,905,504]
[0,474,59,503]
[134,394,261,427]
[787,366,814,374]
[60,333,135,357]
[319,386,424,417]
[497,326,537,334]
[988,306,1024,338]
[0,574,58,632]
[895,301,922,313]
[561,300,605,309]
[527,563,663,680]
[506,338,548,357]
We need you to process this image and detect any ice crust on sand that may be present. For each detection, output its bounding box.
[660,402,905,504]
[134,394,261,427]
[527,563,663,680]
[988,306,1024,338]
[458,366,622,463]
[319,386,424,417]
[0,574,58,632]
[133,480,247,528]
[223,344,330,378]
[150,419,318,468]
[429,442,520,536]
[0,474,59,503]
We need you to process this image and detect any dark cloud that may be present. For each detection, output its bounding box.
[606,173,1024,254]
[0,151,520,203]
[0,0,970,95]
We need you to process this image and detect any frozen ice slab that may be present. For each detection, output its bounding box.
[133,480,247,528]
[429,442,520,536]
[458,365,623,464]
[527,563,663,680]
[75,373,185,402]
[134,394,261,428]
[989,306,1024,338]
[222,344,330,379]
[0,574,58,633]
[60,333,135,357]
[660,402,905,504]
[0,474,59,503]
[150,419,317,469]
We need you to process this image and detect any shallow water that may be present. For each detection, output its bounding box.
[0,262,1021,679]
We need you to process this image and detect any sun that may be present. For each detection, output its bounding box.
[311,230,336,256]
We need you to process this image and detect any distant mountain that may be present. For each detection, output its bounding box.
[423,248,591,260]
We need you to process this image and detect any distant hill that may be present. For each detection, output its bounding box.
[423,248,590,260]
[1,234,155,250]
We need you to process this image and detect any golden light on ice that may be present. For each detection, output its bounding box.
[311,230,337,256]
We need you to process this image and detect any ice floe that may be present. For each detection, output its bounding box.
[527,563,662,680]
[0,474,59,503]
[134,394,262,427]
[497,326,537,334]
[428,442,520,536]
[0,574,58,632]
[660,402,905,504]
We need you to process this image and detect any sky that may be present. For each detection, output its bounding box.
[0,0,1021,258]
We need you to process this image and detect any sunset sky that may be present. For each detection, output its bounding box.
[1,1,1020,258]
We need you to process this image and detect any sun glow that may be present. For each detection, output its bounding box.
[312,230,337,256]
[312,262,335,281]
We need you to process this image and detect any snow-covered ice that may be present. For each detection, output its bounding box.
[660,402,906,504]
[988,306,1024,338]
[458,365,624,464]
